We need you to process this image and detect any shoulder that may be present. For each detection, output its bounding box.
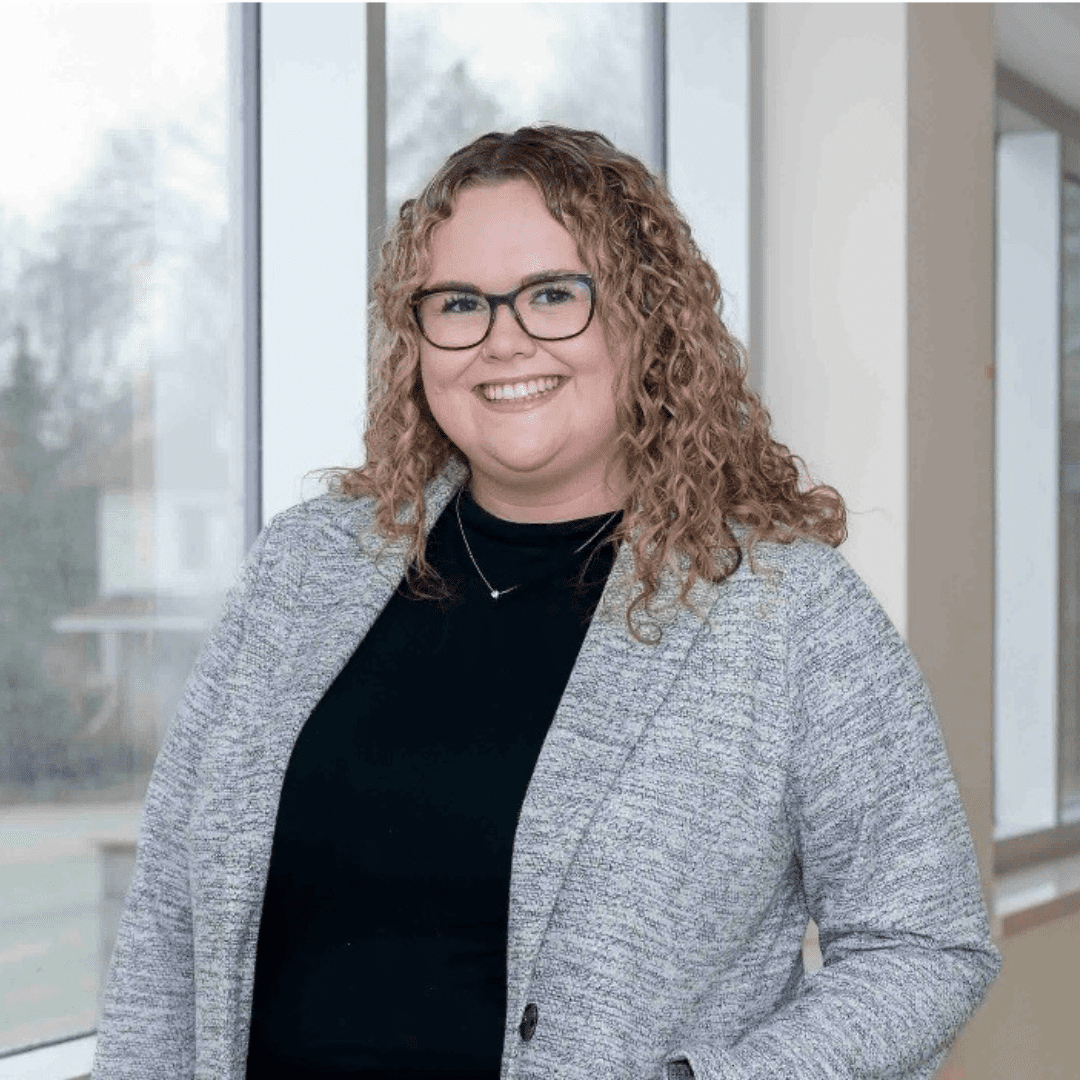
[744,539,920,702]
[727,533,860,604]
[243,462,467,603]
[257,491,377,562]
[267,489,374,538]
[224,492,382,613]
[256,459,466,563]
[728,536,897,647]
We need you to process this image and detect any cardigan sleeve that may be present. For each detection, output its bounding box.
[91,516,285,1080]
[675,545,1002,1080]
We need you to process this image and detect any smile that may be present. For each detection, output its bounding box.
[479,376,564,402]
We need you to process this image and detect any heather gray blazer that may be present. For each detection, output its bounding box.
[92,461,1001,1080]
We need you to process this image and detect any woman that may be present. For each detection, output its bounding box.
[93,126,1000,1080]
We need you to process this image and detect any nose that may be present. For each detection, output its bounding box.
[482,300,536,361]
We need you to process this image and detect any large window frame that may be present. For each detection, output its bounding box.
[258,3,750,528]
[0,5,258,1075]
[994,63,1080,879]
[0,4,751,1076]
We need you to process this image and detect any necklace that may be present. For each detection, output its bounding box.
[454,488,619,600]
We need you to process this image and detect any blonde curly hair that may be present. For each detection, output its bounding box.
[327,124,845,639]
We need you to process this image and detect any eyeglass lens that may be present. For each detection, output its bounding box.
[417,277,592,349]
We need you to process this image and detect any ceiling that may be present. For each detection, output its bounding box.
[995,3,1080,117]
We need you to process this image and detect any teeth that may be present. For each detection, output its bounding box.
[482,376,562,401]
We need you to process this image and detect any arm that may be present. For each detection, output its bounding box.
[674,545,1001,1079]
[91,518,285,1079]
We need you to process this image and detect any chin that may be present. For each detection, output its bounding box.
[478,440,563,473]
[487,455,562,482]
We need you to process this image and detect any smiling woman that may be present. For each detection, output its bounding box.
[418,180,624,522]
[92,126,1000,1080]
[346,126,852,628]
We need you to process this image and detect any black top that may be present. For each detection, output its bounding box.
[245,488,622,1080]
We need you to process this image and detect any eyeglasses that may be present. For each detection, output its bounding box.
[412,273,595,351]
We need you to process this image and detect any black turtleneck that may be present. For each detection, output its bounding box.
[245,488,622,1080]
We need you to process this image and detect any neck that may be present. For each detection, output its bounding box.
[468,472,626,523]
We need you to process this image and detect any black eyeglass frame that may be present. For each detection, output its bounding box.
[411,273,596,351]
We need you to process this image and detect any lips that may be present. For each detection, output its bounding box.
[478,375,564,402]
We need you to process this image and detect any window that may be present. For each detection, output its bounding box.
[385,3,664,216]
[1,2,752,1072]
[1064,167,1080,821]
[0,4,246,1057]
[995,67,1080,870]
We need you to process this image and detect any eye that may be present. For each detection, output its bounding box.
[436,292,484,316]
[527,283,575,306]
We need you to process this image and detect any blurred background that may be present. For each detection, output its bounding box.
[0,4,1076,1078]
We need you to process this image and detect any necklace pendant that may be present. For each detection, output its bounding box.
[491,589,500,600]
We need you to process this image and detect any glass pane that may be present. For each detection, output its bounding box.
[386,2,660,216]
[0,5,244,1051]
[1062,149,1080,824]
[993,101,1062,839]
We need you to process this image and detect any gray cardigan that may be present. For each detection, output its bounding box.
[92,461,1001,1080]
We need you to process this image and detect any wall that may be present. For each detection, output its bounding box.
[904,0,997,933]
[961,909,1080,1080]
[906,8,1080,1079]
[755,4,1080,1078]
[666,3,750,348]
[260,3,368,526]
[755,1,909,630]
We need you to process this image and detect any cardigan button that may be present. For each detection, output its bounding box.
[519,1002,538,1042]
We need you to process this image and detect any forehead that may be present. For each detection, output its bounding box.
[425,179,584,289]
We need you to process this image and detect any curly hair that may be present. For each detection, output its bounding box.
[326,124,845,640]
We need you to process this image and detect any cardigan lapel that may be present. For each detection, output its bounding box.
[274,459,470,735]
[505,548,716,1012]
[226,460,471,1066]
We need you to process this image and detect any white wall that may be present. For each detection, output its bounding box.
[260,3,368,525]
[755,3,908,630]
[666,3,749,349]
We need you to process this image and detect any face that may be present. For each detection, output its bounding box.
[418,179,625,521]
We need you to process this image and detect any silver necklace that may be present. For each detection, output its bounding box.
[454,488,619,600]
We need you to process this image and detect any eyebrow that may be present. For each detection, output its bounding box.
[422,269,585,294]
